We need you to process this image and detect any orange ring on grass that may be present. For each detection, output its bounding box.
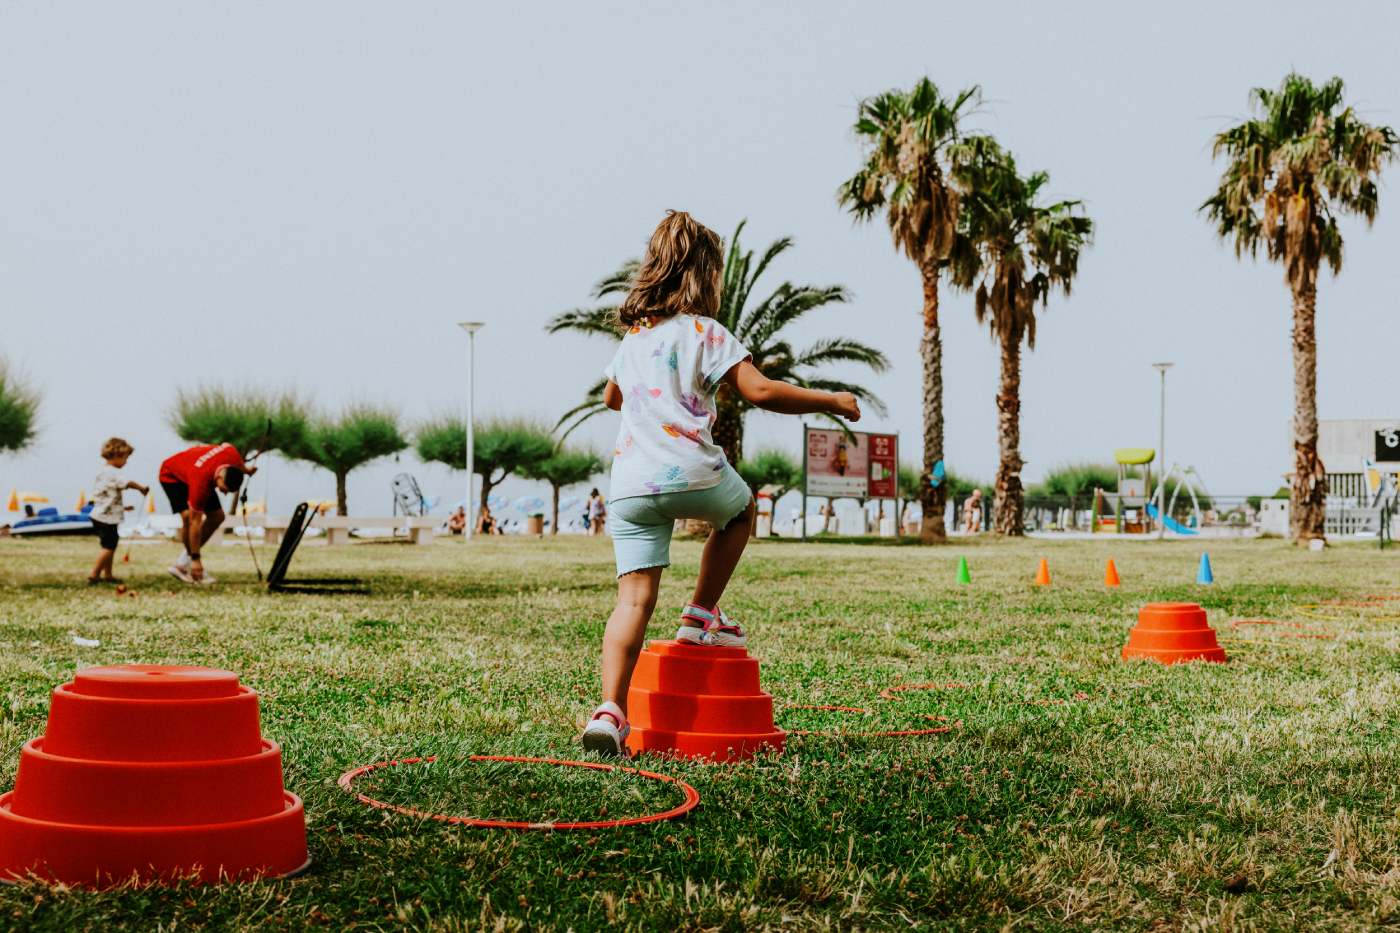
[338,755,700,831]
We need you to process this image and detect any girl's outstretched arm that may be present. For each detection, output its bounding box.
[724,361,860,421]
[603,380,624,411]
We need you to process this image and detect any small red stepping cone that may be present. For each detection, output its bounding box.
[0,665,308,887]
[626,641,785,761]
[1121,602,1227,665]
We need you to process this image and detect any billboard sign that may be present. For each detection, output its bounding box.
[804,427,898,499]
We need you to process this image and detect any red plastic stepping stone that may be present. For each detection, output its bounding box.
[0,665,308,887]
[626,641,785,761]
[1122,602,1227,665]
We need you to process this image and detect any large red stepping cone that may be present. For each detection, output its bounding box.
[1122,602,1227,665]
[626,641,785,761]
[0,665,308,887]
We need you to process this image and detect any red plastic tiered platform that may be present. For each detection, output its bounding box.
[0,665,308,887]
[625,641,785,761]
[1122,602,1228,665]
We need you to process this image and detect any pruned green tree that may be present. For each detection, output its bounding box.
[1202,73,1397,542]
[168,386,309,458]
[897,462,923,530]
[737,448,802,536]
[0,360,39,454]
[519,446,604,535]
[1040,462,1120,518]
[417,417,555,517]
[298,406,408,516]
[839,77,980,544]
[951,137,1093,536]
[546,221,887,463]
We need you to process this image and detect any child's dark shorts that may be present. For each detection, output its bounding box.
[91,519,120,551]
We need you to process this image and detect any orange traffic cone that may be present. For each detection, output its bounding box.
[1104,559,1120,587]
[6,489,17,512]
[145,493,156,514]
[76,491,86,511]
[1121,602,1227,665]
[1034,558,1051,586]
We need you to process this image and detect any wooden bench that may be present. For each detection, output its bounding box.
[213,514,436,547]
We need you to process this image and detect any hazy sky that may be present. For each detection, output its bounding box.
[3,1,1397,516]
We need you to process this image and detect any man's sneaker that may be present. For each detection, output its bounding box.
[581,702,630,757]
[195,572,217,586]
[704,608,747,648]
[167,564,195,584]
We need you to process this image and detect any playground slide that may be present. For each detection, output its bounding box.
[1144,502,1198,535]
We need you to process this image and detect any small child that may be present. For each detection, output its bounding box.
[87,437,150,585]
[581,211,861,756]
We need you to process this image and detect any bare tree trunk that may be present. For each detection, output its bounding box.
[919,267,947,543]
[335,469,348,517]
[550,483,560,535]
[992,333,1024,536]
[1290,276,1327,542]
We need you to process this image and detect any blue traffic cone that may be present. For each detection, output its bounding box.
[1197,552,1214,585]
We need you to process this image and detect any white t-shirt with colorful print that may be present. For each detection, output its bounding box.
[604,314,751,501]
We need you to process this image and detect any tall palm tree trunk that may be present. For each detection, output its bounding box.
[1290,277,1327,541]
[712,387,745,466]
[992,333,1024,536]
[919,269,947,543]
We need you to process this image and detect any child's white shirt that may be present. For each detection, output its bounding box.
[604,314,750,500]
[90,467,127,524]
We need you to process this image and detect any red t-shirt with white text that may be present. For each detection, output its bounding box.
[159,444,245,512]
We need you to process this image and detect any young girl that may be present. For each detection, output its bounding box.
[581,211,861,756]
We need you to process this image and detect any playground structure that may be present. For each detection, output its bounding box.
[1092,449,1210,536]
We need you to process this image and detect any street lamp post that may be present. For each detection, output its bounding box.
[458,322,485,540]
[1152,362,1174,540]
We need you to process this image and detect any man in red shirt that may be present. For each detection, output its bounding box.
[158,443,256,584]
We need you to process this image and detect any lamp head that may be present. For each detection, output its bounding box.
[458,321,485,334]
[1151,362,1174,373]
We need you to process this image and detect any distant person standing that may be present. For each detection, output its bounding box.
[961,488,984,533]
[588,488,607,536]
[87,437,149,585]
[158,442,254,584]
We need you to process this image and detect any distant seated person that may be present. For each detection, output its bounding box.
[447,506,467,535]
[961,488,984,533]
[158,442,254,585]
[476,504,498,535]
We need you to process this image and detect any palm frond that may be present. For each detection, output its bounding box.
[545,307,621,339]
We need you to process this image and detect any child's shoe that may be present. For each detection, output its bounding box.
[167,564,195,584]
[678,604,747,648]
[704,608,747,648]
[581,701,630,757]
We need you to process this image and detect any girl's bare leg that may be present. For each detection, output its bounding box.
[690,499,754,610]
[601,567,663,713]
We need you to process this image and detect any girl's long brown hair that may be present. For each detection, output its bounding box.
[617,211,724,328]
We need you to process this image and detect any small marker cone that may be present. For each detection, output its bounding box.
[1197,552,1214,585]
[76,491,86,511]
[6,489,17,512]
[146,492,156,514]
[1104,559,1120,587]
[956,556,971,585]
[1034,558,1051,586]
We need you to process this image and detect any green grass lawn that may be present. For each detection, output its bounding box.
[2,533,1398,930]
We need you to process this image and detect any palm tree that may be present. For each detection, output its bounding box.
[547,221,888,463]
[950,137,1093,535]
[838,77,979,542]
[1202,73,1396,542]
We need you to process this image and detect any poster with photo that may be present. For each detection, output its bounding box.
[867,433,898,498]
[805,428,869,498]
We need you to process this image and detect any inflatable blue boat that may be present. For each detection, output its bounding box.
[9,504,97,537]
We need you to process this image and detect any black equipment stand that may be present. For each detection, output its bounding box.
[266,502,368,594]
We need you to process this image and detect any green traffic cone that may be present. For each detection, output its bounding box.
[957,556,971,585]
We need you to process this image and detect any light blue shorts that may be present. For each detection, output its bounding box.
[609,466,753,577]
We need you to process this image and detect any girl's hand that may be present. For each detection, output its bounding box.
[831,392,861,422]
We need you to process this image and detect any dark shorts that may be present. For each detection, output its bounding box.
[91,519,120,551]
[161,480,221,516]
